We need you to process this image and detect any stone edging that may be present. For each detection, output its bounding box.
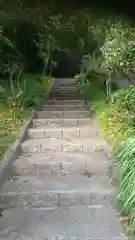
[0,110,36,186]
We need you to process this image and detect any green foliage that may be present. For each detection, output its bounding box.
[79,16,135,102]
[112,86,135,113]
[35,34,58,75]
[0,74,53,108]
[0,5,107,79]
[100,20,135,74]
[116,137,135,233]
[75,73,89,90]
[0,28,22,76]
[81,54,104,76]
[0,74,53,160]
[80,54,107,88]
[22,74,52,107]
[3,3,134,82]
[0,105,30,160]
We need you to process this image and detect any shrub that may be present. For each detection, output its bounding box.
[20,74,52,107]
[112,86,135,113]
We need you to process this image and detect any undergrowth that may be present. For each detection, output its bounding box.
[0,74,53,160]
[78,80,135,149]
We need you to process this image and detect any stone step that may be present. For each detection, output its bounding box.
[28,126,100,139]
[52,87,79,91]
[50,91,81,95]
[46,99,85,105]
[52,88,79,92]
[12,152,110,176]
[21,138,108,154]
[0,190,113,210]
[53,81,77,85]
[0,206,125,239]
[50,93,81,97]
[0,236,126,240]
[1,174,112,194]
[49,94,82,99]
[48,96,84,100]
[53,82,77,86]
[52,86,78,90]
[51,87,79,92]
[52,84,78,87]
[52,83,78,86]
[48,92,83,97]
[53,84,78,87]
[49,89,80,92]
[42,104,88,111]
[54,79,76,82]
[0,175,113,209]
[32,118,92,128]
[52,80,77,84]
[36,110,90,119]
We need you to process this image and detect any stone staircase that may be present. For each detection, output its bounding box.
[0,78,127,239]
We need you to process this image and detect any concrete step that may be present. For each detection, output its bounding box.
[12,152,110,176]
[49,92,83,99]
[51,88,79,92]
[36,110,90,119]
[0,175,114,209]
[53,81,77,85]
[53,81,77,86]
[32,118,92,128]
[48,94,84,100]
[49,93,81,98]
[0,206,125,239]
[42,104,88,111]
[1,174,112,194]
[48,96,84,101]
[53,82,77,86]
[53,84,78,88]
[52,86,78,90]
[0,191,113,210]
[28,126,100,139]
[53,78,75,82]
[52,87,79,91]
[51,91,79,95]
[46,99,85,105]
[52,89,79,93]
[21,138,108,154]
[52,84,78,87]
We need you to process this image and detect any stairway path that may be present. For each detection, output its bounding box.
[0,78,127,239]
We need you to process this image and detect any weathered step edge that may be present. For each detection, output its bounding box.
[42,104,89,110]
[12,152,110,176]
[32,118,93,127]
[20,139,110,156]
[0,188,115,209]
[0,206,127,240]
[28,126,100,139]
[46,99,86,104]
[36,110,90,119]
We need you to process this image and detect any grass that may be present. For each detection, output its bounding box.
[0,106,30,159]
[0,74,53,161]
[81,82,134,150]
